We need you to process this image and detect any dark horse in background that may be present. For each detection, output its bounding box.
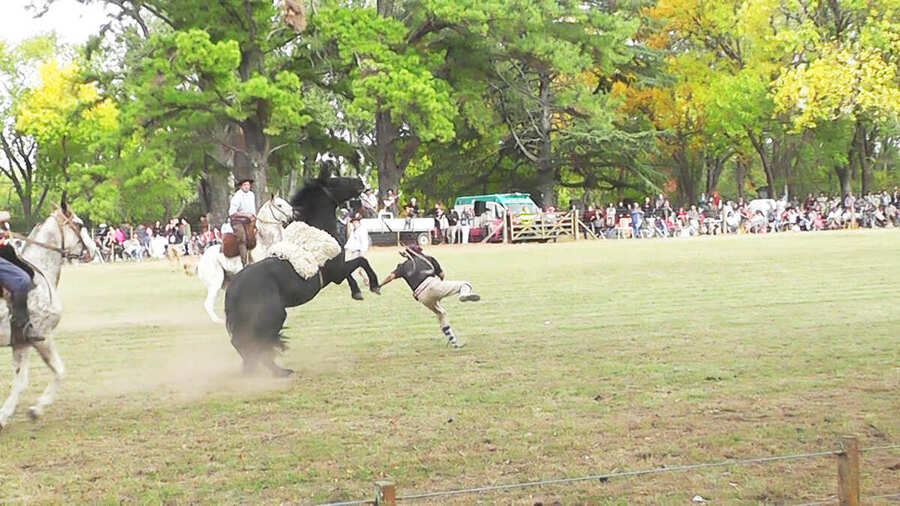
[224,167,380,376]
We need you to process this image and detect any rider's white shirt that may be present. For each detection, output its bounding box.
[345,222,369,254]
[229,190,256,217]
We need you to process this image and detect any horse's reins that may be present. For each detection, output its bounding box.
[7,231,68,256]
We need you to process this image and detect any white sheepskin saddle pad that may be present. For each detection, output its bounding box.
[267,222,341,279]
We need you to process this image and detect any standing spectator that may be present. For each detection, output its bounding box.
[458,208,473,244]
[604,203,616,236]
[382,189,399,214]
[360,188,378,218]
[403,197,419,231]
[180,217,192,246]
[630,203,644,239]
[344,213,370,286]
[136,223,150,252]
[431,204,449,244]
[447,207,459,244]
[583,205,598,237]
[654,193,665,212]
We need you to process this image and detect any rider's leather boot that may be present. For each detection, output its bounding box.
[10,291,41,344]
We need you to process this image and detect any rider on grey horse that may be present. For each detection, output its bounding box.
[0,210,39,344]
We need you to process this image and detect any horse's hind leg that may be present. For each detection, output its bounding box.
[27,339,65,421]
[230,335,260,375]
[261,347,293,378]
[0,345,30,431]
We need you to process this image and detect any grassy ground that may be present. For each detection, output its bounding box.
[0,230,897,505]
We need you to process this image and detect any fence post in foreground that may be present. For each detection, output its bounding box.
[837,435,860,506]
[375,481,396,506]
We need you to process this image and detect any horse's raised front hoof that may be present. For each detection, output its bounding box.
[352,292,364,301]
[370,286,381,295]
[27,406,41,421]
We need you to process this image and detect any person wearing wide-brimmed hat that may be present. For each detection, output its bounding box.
[228,178,257,266]
[378,242,480,348]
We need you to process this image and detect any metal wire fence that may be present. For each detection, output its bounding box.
[317,442,899,505]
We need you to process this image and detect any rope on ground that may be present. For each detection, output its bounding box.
[395,450,840,502]
[317,500,372,506]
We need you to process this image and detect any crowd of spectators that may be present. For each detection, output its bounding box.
[579,188,900,239]
[93,217,222,262]
[89,186,900,262]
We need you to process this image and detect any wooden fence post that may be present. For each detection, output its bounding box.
[837,435,860,506]
[573,210,578,241]
[375,480,396,506]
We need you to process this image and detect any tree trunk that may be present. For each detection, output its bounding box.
[201,158,232,228]
[376,108,402,213]
[853,122,872,194]
[835,166,852,198]
[535,72,555,209]
[235,39,269,210]
[236,120,269,210]
[735,160,745,201]
[747,130,776,199]
[704,151,729,196]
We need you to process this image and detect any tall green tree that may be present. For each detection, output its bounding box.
[0,38,58,226]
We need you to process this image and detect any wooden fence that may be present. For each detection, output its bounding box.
[321,436,898,506]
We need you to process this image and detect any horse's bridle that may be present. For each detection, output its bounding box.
[46,210,91,259]
[255,198,293,226]
[7,211,89,260]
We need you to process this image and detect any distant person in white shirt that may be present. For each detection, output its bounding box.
[228,178,257,266]
[360,188,378,218]
[345,213,370,285]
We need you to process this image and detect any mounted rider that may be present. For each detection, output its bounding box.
[229,178,257,267]
[0,211,39,344]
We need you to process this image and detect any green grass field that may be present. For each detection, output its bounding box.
[0,231,898,504]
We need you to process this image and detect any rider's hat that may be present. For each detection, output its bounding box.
[236,178,254,187]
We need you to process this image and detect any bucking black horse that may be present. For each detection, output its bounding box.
[224,167,380,376]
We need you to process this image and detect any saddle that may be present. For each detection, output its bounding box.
[0,244,35,280]
[222,220,257,258]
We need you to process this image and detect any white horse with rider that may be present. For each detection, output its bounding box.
[0,201,97,432]
[195,195,294,323]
